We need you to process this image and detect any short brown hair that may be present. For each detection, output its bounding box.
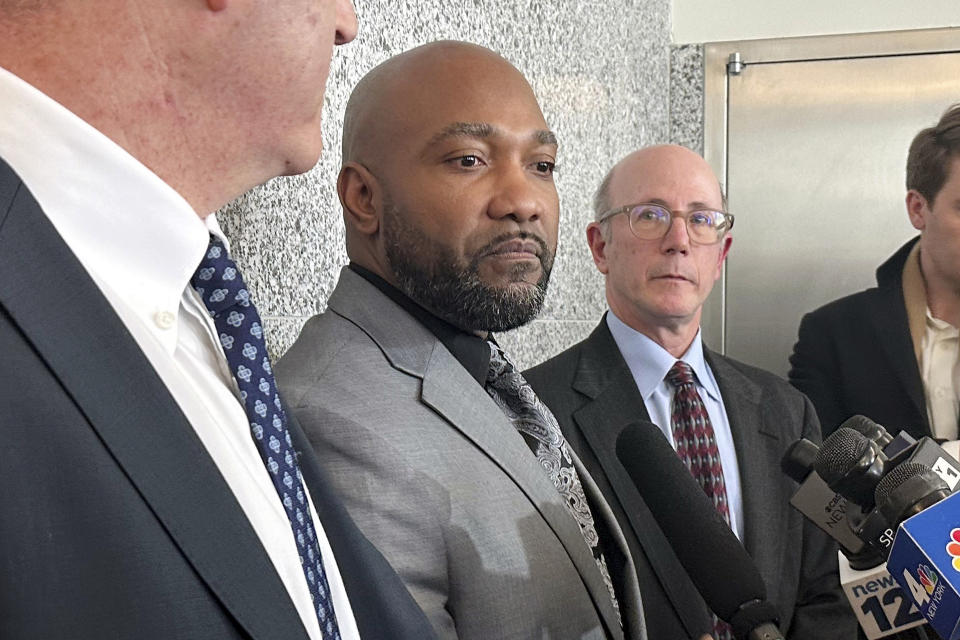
[906,104,960,203]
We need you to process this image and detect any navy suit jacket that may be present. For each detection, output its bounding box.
[525,318,856,640]
[0,157,436,639]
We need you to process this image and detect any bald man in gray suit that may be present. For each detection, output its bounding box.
[277,41,646,640]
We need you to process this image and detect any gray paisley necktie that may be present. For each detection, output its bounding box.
[484,341,620,622]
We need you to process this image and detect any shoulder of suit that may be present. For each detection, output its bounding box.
[801,285,885,325]
[523,338,583,385]
[710,350,806,401]
[276,309,383,397]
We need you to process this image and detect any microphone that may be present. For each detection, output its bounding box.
[816,427,890,508]
[820,418,960,638]
[781,437,868,557]
[782,416,923,563]
[845,414,895,449]
[875,463,951,531]
[817,423,960,509]
[783,417,929,637]
[814,421,960,557]
[884,478,960,639]
[615,422,784,640]
[836,460,940,638]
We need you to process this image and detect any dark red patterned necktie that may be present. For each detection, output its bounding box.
[666,360,734,640]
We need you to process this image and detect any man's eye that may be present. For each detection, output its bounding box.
[635,207,666,222]
[534,161,556,175]
[689,212,714,227]
[457,155,480,168]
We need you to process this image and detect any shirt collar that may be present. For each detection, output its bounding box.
[0,65,217,354]
[605,310,721,402]
[925,306,959,335]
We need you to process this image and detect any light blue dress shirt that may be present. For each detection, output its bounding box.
[606,311,745,540]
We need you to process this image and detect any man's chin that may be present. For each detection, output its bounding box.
[492,278,542,294]
[278,131,323,177]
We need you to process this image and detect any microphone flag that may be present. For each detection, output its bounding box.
[887,490,960,639]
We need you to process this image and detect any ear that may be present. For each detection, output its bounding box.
[906,189,930,231]
[338,162,381,237]
[586,222,610,275]
[714,235,732,280]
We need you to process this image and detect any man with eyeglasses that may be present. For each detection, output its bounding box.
[525,145,855,640]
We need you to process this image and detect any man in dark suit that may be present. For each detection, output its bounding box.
[0,2,435,639]
[526,144,855,640]
[277,41,647,640]
[790,104,960,445]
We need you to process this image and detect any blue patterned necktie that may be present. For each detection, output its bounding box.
[191,236,341,640]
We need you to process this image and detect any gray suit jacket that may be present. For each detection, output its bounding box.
[277,269,646,640]
[525,319,857,640]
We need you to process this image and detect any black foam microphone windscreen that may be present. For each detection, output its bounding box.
[815,427,888,507]
[816,427,873,486]
[615,421,782,639]
[875,462,951,530]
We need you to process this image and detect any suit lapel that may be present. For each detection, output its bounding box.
[327,270,624,639]
[570,321,710,638]
[705,350,786,582]
[0,162,307,640]
[424,350,625,638]
[869,285,929,438]
[569,442,646,638]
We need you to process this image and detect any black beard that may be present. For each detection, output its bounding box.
[382,203,553,333]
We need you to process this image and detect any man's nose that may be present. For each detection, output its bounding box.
[487,165,552,224]
[334,0,359,46]
[660,214,691,254]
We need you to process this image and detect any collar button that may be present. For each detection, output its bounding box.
[154,310,176,330]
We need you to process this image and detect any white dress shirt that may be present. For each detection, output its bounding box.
[606,311,745,539]
[0,66,359,640]
[920,308,960,441]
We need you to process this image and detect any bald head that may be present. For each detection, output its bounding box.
[342,41,543,169]
[595,145,724,222]
[585,144,732,355]
[336,40,559,333]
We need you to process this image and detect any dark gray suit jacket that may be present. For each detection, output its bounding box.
[0,158,436,640]
[276,269,647,640]
[525,318,856,640]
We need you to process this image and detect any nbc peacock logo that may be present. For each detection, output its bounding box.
[918,565,939,595]
[947,528,960,572]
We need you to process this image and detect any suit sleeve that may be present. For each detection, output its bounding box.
[789,311,848,437]
[785,394,859,640]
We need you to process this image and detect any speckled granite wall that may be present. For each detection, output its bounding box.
[669,44,704,154]
[218,0,704,370]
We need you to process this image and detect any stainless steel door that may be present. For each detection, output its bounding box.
[703,30,960,378]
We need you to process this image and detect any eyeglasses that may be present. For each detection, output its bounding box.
[598,202,734,245]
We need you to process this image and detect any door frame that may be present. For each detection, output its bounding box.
[701,26,960,352]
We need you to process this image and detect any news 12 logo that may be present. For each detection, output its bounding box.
[947,528,960,571]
